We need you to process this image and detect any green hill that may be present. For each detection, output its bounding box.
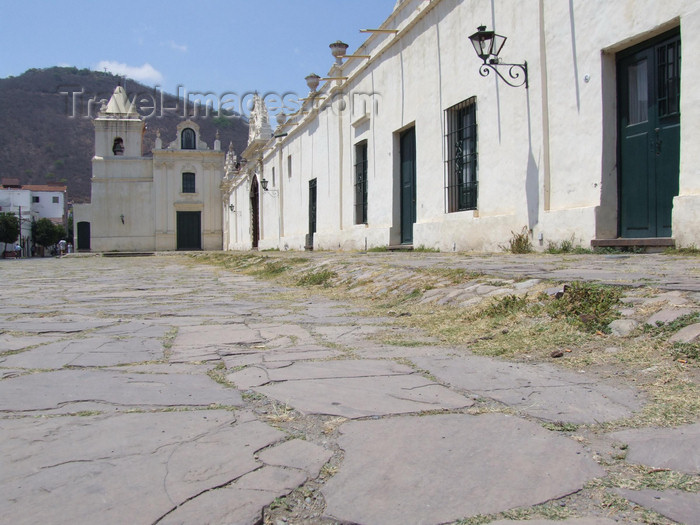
[0,67,249,202]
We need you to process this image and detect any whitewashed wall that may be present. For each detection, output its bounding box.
[153,152,224,251]
[229,0,699,252]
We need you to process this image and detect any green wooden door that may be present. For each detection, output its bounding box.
[250,177,259,249]
[618,31,680,238]
[176,211,201,250]
[400,127,416,244]
[308,178,317,237]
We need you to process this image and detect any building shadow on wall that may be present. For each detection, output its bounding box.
[525,87,540,231]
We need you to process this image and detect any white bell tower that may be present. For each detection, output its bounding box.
[93,85,144,158]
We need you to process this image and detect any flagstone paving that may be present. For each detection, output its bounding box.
[412,355,643,424]
[0,253,698,524]
[608,423,700,474]
[614,489,700,525]
[322,414,604,524]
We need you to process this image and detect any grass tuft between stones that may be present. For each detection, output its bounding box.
[296,270,337,287]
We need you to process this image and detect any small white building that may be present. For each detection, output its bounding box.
[73,86,225,252]
[224,0,699,252]
[0,178,67,256]
[24,184,68,225]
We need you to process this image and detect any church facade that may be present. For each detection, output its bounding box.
[223,0,700,252]
[73,86,225,252]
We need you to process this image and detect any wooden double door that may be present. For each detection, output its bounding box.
[617,30,680,238]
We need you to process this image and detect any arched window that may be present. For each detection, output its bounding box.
[112,137,124,155]
[181,128,196,150]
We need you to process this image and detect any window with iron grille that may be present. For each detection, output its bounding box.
[181,128,196,150]
[182,172,195,193]
[445,97,477,212]
[354,141,368,224]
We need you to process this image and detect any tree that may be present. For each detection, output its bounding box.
[65,211,73,245]
[0,212,20,245]
[34,218,63,249]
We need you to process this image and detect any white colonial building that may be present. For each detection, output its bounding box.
[0,179,67,256]
[73,86,225,252]
[224,0,699,252]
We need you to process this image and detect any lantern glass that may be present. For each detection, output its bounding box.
[491,33,507,58]
[469,26,507,62]
[261,178,269,191]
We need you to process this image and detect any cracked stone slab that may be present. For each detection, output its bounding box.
[255,366,473,418]
[227,359,413,389]
[94,320,171,338]
[245,322,318,348]
[257,437,332,473]
[353,342,454,359]
[0,333,55,351]
[228,366,271,389]
[0,410,289,525]
[322,413,604,524]
[0,316,116,333]
[670,322,700,343]
[0,368,243,413]
[159,485,282,525]
[229,359,413,390]
[489,518,618,525]
[413,355,642,424]
[643,291,690,306]
[172,324,265,354]
[312,324,384,345]
[104,363,214,375]
[615,488,700,525]
[609,423,700,474]
[160,458,330,525]
[150,316,235,327]
[222,348,342,370]
[0,335,164,369]
[646,307,694,326]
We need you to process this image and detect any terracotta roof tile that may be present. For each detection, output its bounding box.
[22,185,67,192]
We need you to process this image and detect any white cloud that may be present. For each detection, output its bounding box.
[167,40,188,52]
[95,61,164,85]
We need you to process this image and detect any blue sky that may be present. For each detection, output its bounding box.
[1,0,395,101]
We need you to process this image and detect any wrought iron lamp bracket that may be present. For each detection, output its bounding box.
[260,179,279,196]
[478,59,528,89]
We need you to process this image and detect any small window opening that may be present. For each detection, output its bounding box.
[181,128,196,150]
[182,172,196,193]
[112,137,124,155]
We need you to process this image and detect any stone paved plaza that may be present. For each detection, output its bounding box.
[0,253,698,524]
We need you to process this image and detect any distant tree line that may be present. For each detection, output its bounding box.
[0,212,67,256]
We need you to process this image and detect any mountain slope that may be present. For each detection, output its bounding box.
[0,67,249,202]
